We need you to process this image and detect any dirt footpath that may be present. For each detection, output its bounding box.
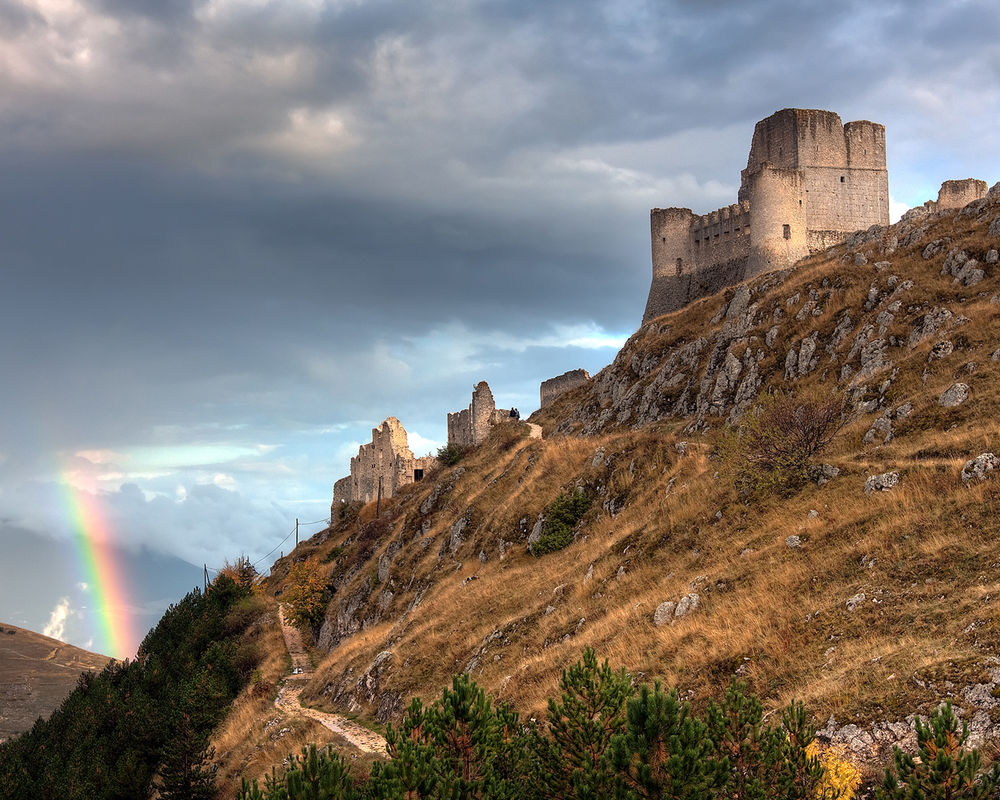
[275,605,387,757]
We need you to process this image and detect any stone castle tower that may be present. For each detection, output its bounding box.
[643,109,889,324]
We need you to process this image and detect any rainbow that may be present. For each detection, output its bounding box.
[60,478,137,660]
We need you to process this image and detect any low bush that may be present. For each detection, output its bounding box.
[436,442,469,466]
[719,387,849,499]
[532,487,592,555]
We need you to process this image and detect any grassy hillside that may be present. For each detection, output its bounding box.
[260,186,1000,782]
[0,624,111,744]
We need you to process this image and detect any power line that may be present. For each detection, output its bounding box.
[204,514,331,573]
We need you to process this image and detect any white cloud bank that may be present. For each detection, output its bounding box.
[42,597,71,641]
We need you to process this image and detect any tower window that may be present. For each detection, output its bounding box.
[840,176,845,182]
[783,224,791,240]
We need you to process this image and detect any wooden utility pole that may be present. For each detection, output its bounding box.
[295,518,299,548]
[203,564,208,593]
[376,475,383,519]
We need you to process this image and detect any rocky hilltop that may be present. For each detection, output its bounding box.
[254,186,1000,784]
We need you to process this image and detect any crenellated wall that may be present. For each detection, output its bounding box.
[644,108,890,325]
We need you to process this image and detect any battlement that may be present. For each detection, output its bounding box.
[644,109,889,324]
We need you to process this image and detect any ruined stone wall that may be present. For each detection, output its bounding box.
[540,369,591,408]
[933,179,988,211]
[644,108,889,325]
[332,476,351,508]
[331,417,430,509]
[447,381,510,447]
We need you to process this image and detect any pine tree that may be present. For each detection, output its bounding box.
[541,646,634,799]
[609,681,726,800]
[368,674,530,800]
[877,702,1000,800]
[158,711,217,800]
[706,679,779,800]
[283,744,358,800]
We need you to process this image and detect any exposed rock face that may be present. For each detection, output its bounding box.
[938,383,970,407]
[962,453,999,483]
[865,472,900,493]
[545,183,999,439]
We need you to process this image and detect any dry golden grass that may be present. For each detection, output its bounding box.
[249,200,1000,780]
[209,604,367,799]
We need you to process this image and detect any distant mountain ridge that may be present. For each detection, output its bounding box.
[0,622,110,743]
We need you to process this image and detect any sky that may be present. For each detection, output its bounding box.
[1,0,998,659]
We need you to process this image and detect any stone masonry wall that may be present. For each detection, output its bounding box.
[447,381,510,448]
[540,369,591,408]
[932,179,988,211]
[331,417,434,512]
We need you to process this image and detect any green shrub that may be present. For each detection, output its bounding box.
[238,744,359,800]
[532,488,592,556]
[436,442,468,466]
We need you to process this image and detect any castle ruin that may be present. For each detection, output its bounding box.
[643,108,890,324]
[539,369,591,408]
[914,178,988,215]
[331,417,436,509]
[447,381,512,448]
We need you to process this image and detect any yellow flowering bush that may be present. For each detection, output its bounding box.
[807,739,861,800]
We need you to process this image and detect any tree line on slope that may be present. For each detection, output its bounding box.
[237,647,1000,800]
[0,574,264,800]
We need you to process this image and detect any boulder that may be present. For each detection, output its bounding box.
[863,416,893,445]
[961,453,999,483]
[674,593,700,619]
[808,464,841,485]
[938,383,970,408]
[846,592,866,612]
[653,601,677,626]
[865,472,900,493]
